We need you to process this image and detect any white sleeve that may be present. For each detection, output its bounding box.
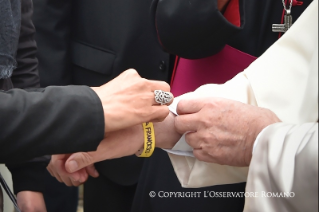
[244,123,318,212]
[166,0,318,189]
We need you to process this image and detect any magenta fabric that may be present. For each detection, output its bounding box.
[171,45,257,97]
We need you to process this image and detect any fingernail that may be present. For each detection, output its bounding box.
[94,169,99,177]
[68,160,78,172]
[71,177,79,182]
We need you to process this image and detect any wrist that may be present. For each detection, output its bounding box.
[137,122,156,157]
[244,108,281,166]
[155,112,182,149]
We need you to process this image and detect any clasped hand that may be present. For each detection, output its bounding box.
[48,97,281,186]
[47,69,174,186]
[92,69,172,133]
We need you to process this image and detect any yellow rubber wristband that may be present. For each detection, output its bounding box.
[138,122,155,157]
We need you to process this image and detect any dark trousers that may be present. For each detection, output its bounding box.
[43,171,78,212]
[84,175,137,212]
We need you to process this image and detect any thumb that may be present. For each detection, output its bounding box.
[176,98,205,115]
[65,152,96,173]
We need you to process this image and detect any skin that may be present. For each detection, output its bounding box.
[48,0,257,186]
[17,191,47,212]
[48,97,280,185]
[91,69,172,133]
[175,97,281,166]
[47,111,180,184]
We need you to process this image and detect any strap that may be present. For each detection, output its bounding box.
[0,172,21,212]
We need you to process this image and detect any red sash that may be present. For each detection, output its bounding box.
[171,45,257,96]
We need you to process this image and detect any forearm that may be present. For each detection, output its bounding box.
[75,112,181,164]
[0,86,104,163]
[154,112,181,149]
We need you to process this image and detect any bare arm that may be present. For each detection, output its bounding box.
[47,112,181,185]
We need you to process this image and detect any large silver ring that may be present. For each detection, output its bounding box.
[154,90,173,105]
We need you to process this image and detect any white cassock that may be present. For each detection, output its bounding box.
[166,0,318,211]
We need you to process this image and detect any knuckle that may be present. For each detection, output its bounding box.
[80,152,93,165]
[126,68,137,75]
[160,81,170,91]
[176,101,186,114]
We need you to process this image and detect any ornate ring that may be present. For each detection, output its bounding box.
[154,90,173,105]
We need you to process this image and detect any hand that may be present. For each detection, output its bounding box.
[175,97,281,166]
[65,124,145,174]
[16,191,46,212]
[65,112,181,175]
[91,69,173,133]
[47,154,99,186]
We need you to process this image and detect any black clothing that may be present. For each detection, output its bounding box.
[2,0,47,195]
[0,85,104,163]
[1,0,104,209]
[33,0,171,211]
[132,1,312,212]
[84,175,137,212]
[154,0,244,59]
[43,171,79,212]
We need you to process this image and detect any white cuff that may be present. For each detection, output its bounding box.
[163,97,194,157]
[253,125,271,153]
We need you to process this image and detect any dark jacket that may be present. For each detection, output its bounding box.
[1,0,46,195]
[33,0,171,186]
[0,1,105,205]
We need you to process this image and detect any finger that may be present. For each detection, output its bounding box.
[148,80,170,92]
[65,152,95,173]
[47,167,62,182]
[122,68,140,78]
[68,169,87,183]
[71,180,82,187]
[55,160,74,186]
[149,106,170,122]
[51,159,65,182]
[176,99,205,115]
[174,114,200,133]
[69,168,89,184]
[60,175,73,187]
[52,168,63,183]
[152,91,174,106]
[185,132,202,149]
[46,165,54,177]
[86,164,99,178]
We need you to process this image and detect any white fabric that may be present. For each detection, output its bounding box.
[167,0,318,193]
[244,123,318,212]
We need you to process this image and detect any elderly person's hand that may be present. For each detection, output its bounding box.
[91,69,173,133]
[175,97,281,166]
